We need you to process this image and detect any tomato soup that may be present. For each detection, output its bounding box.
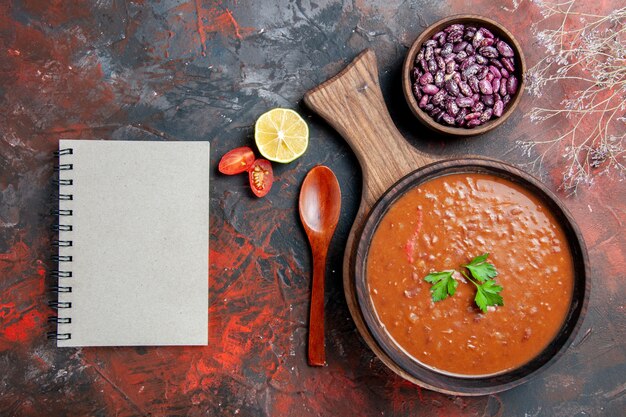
[367,173,574,376]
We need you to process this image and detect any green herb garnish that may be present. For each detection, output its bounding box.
[424,271,457,302]
[461,270,504,313]
[463,253,498,282]
[424,253,504,313]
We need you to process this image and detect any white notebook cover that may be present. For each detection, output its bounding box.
[56,140,209,347]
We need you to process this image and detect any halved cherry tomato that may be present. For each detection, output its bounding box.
[218,147,255,175]
[248,159,273,197]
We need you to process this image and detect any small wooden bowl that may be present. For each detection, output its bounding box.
[402,15,526,136]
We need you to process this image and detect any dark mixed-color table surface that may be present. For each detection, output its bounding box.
[1,1,624,416]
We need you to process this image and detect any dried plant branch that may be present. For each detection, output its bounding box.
[517,0,626,193]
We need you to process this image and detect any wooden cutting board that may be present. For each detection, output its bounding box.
[304,48,590,396]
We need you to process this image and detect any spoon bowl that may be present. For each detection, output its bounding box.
[299,166,342,366]
[300,167,342,234]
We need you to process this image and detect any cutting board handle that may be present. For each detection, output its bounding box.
[304,49,433,209]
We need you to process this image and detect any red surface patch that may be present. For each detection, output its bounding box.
[3,309,46,343]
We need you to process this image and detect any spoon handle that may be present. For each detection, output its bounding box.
[308,247,327,366]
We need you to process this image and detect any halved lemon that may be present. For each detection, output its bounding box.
[255,108,309,163]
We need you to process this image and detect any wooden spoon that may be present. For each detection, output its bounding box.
[299,166,342,366]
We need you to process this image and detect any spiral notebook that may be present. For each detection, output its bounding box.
[51,140,209,347]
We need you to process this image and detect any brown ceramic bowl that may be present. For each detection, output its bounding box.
[354,159,590,395]
[402,15,526,136]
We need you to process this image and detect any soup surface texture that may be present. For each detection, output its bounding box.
[367,173,574,376]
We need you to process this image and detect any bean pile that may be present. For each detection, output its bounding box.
[411,24,519,128]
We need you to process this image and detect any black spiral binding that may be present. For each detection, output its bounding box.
[48,147,73,341]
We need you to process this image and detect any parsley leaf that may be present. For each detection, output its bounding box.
[474,279,504,313]
[424,271,458,302]
[422,254,504,312]
[464,253,498,283]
